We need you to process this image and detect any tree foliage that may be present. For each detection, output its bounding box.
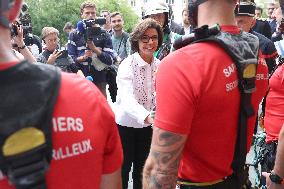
[24,0,139,45]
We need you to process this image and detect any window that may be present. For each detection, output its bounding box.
[130,0,136,7]
[166,0,174,4]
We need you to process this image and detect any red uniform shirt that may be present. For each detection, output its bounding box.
[0,62,123,189]
[154,26,268,182]
[264,64,284,142]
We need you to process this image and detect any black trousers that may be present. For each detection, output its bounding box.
[118,125,152,189]
[106,68,117,103]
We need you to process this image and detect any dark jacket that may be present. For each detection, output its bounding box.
[67,28,115,83]
[252,19,272,39]
[252,31,278,74]
[170,21,184,35]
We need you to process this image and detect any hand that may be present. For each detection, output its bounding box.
[13,25,25,47]
[115,56,122,65]
[84,50,93,58]
[278,21,284,34]
[262,172,284,189]
[144,115,154,125]
[47,50,62,64]
[86,40,96,51]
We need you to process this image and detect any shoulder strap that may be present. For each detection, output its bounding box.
[194,34,257,188]
[0,61,61,189]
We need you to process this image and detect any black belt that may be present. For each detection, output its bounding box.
[177,175,235,189]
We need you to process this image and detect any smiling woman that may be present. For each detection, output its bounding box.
[113,18,163,189]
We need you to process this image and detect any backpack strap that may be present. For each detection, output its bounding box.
[0,61,61,189]
[193,28,258,188]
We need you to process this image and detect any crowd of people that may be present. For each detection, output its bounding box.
[1,0,284,189]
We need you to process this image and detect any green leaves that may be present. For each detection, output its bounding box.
[25,0,139,45]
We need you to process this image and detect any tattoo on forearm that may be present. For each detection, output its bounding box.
[158,132,183,147]
[145,127,186,189]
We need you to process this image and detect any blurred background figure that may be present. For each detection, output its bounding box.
[101,10,112,34]
[168,4,184,35]
[181,6,193,35]
[106,12,130,103]
[253,5,272,39]
[63,22,75,37]
[255,6,263,19]
[267,2,277,34]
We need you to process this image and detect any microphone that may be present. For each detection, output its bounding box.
[77,20,85,34]
[86,76,93,81]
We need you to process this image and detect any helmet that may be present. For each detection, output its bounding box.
[143,1,169,18]
[143,1,171,33]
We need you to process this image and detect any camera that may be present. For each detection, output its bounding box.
[10,13,34,46]
[82,18,107,40]
[56,50,68,59]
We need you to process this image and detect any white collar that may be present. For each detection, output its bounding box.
[133,52,155,67]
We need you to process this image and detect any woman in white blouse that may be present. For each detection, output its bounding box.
[114,18,163,189]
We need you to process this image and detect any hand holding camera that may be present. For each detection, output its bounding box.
[86,41,96,51]
[12,24,25,47]
[47,50,63,64]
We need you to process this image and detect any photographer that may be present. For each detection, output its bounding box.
[11,21,36,63]
[18,2,42,57]
[37,27,83,76]
[68,1,115,96]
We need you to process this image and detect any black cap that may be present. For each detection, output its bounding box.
[235,1,256,17]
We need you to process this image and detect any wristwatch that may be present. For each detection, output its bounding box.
[269,171,284,184]
[18,45,26,50]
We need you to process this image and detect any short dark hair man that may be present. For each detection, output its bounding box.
[101,10,112,34]
[143,0,267,188]
[67,1,115,96]
[105,12,130,103]
[255,6,263,19]
[181,6,193,35]
[0,1,123,189]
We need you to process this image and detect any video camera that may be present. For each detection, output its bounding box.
[78,18,107,41]
[10,4,34,46]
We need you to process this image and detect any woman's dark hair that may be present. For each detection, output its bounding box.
[130,18,163,53]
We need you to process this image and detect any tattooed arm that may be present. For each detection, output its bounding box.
[143,126,187,189]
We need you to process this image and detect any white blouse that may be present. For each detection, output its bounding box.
[114,52,160,128]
